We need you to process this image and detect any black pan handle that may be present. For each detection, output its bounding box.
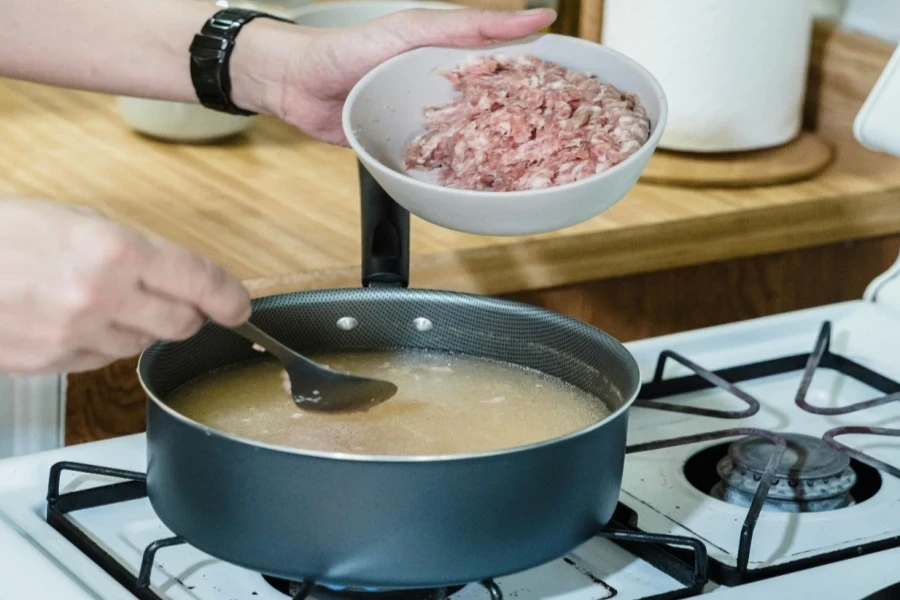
[359,161,409,288]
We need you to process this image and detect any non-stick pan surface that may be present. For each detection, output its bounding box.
[139,288,640,589]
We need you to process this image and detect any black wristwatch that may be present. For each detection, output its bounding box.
[189,8,292,116]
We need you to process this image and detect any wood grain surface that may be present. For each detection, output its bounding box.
[509,236,900,340]
[577,0,603,42]
[641,132,834,189]
[0,28,897,302]
[65,234,900,445]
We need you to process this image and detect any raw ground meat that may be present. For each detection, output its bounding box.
[252,344,292,396]
[281,370,292,396]
[403,54,651,192]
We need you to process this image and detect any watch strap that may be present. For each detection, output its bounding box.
[189,8,291,116]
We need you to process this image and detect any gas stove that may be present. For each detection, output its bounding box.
[0,443,698,600]
[1,253,898,600]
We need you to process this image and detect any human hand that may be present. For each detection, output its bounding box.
[231,8,557,144]
[0,199,251,375]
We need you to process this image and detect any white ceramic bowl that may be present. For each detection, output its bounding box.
[117,97,253,143]
[343,33,668,236]
[289,1,457,26]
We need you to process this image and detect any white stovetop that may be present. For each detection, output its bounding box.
[0,434,685,600]
[623,300,900,572]
[2,295,900,600]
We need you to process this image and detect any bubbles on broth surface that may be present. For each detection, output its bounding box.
[166,350,612,456]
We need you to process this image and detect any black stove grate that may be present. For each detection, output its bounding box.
[628,320,900,586]
[46,462,157,600]
[45,462,708,600]
[45,320,900,595]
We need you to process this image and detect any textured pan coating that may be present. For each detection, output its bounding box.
[139,288,640,589]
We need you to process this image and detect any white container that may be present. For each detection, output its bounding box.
[842,0,900,43]
[812,0,846,21]
[601,0,813,153]
[854,43,900,158]
[117,97,253,143]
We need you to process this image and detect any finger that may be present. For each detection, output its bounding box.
[0,319,150,375]
[0,344,115,376]
[76,321,156,358]
[388,8,557,50]
[49,350,120,374]
[113,289,206,341]
[138,235,252,327]
[327,8,557,85]
[68,204,108,219]
[0,319,92,374]
[0,342,50,375]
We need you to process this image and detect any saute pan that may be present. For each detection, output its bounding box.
[139,294,640,589]
[136,169,641,590]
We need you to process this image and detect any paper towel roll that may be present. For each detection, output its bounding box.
[602,0,813,153]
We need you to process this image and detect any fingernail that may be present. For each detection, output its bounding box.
[519,8,555,14]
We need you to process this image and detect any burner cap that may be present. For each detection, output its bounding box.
[728,433,849,480]
[715,433,857,507]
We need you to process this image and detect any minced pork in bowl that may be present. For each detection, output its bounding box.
[343,33,667,236]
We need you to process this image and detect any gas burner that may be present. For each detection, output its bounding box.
[262,576,465,600]
[711,433,857,512]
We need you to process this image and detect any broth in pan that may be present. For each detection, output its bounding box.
[166,350,612,456]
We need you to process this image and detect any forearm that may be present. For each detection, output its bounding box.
[0,0,292,112]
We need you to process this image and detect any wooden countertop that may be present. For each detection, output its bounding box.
[1,25,898,298]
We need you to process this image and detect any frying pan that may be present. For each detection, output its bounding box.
[136,168,641,590]
[861,581,900,600]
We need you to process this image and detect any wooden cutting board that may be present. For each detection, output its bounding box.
[578,0,604,41]
[641,132,835,188]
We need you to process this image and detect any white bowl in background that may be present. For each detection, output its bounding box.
[116,2,456,143]
[288,1,458,26]
[116,97,253,143]
[342,33,668,236]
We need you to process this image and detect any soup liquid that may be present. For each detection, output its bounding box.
[166,350,611,456]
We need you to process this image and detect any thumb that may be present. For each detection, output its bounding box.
[139,234,252,327]
[338,8,557,75]
[385,8,556,50]
[390,8,558,49]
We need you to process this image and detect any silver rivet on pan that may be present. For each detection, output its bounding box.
[413,318,433,332]
[336,317,359,331]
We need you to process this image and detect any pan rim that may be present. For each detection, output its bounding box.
[138,288,641,464]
